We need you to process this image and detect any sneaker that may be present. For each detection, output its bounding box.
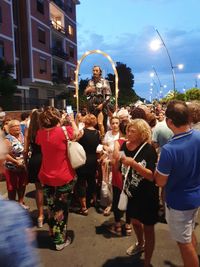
[20,203,30,210]
[55,237,71,251]
[126,242,145,256]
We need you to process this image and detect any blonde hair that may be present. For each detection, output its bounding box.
[110,116,120,124]
[126,119,152,143]
[7,120,20,132]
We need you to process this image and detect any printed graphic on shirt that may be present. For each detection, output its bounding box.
[122,159,147,197]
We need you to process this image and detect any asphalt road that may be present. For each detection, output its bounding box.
[0,181,200,267]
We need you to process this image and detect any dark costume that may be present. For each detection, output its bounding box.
[86,77,111,136]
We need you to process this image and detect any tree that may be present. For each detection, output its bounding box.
[106,62,139,106]
[0,59,17,109]
[185,88,200,101]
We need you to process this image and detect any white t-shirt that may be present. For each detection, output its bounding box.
[103,131,120,151]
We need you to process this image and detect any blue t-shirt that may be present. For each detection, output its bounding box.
[157,129,200,210]
[0,199,41,267]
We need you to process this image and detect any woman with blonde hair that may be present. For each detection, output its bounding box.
[4,119,28,209]
[118,119,159,267]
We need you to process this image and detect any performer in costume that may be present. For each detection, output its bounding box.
[84,66,112,137]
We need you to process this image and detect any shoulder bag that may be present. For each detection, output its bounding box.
[118,142,147,211]
[62,126,86,169]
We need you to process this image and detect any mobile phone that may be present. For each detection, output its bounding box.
[66,105,73,114]
[119,151,125,159]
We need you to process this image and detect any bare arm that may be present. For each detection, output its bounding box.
[4,139,23,167]
[154,170,168,187]
[121,156,154,181]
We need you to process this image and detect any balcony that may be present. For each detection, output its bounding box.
[52,73,71,85]
[51,47,69,60]
[50,20,65,35]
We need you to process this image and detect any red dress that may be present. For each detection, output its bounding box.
[36,126,75,186]
[112,139,125,190]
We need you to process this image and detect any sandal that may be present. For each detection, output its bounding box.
[125,224,132,236]
[77,208,88,216]
[103,206,112,216]
[107,224,122,236]
[37,216,44,228]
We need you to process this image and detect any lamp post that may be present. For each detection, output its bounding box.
[150,29,184,98]
[194,74,200,88]
[150,67,167,100]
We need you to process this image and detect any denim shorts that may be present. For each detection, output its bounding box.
[165,205,198,243]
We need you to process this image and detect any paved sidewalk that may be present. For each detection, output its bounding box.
[1,182,200,267]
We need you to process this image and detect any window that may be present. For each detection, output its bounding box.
[47,89,55,98]
[37,0,44,14]
[38,28,46,44]
[0,6,2,23]
[69,46,74,59]
[29,88,38,99]
[39,57,47,74]
[67,0,73,12]
[0,41,4,59]
[68,25,74,36]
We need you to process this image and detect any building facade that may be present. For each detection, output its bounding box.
[0,0,80,110]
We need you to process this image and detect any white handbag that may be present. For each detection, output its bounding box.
[118,142,147,211]
[62,126,86,169]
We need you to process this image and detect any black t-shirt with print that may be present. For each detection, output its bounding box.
[120,142,158,198]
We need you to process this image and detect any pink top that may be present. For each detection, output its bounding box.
[36,126,75,186]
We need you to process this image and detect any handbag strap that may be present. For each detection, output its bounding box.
[62,126,69,141]
[122,141,147,190]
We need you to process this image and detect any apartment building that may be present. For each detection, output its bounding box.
[0,0,80,110]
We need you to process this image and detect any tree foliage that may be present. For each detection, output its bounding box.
[160,88,200,103]
[105,62,139,106]
[185,88,200,101]
[0,59,17,96]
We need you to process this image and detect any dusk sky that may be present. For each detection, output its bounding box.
[76,0,200,101]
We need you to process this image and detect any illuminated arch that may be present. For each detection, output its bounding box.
[74,49,119,112]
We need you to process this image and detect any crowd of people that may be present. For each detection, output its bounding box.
[0,98,200,267]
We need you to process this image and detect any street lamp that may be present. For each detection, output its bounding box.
[150,67,167,100]
[194,74,200,88]
[150,28,184,97]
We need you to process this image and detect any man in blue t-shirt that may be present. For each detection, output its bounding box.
[154,100,200,267]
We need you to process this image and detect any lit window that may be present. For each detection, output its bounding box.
[38,28,46,44]
[68,25,74,36]
[39,57,47,73]
[37,0,44,14]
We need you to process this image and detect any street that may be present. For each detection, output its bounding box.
[0,180,199,267]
